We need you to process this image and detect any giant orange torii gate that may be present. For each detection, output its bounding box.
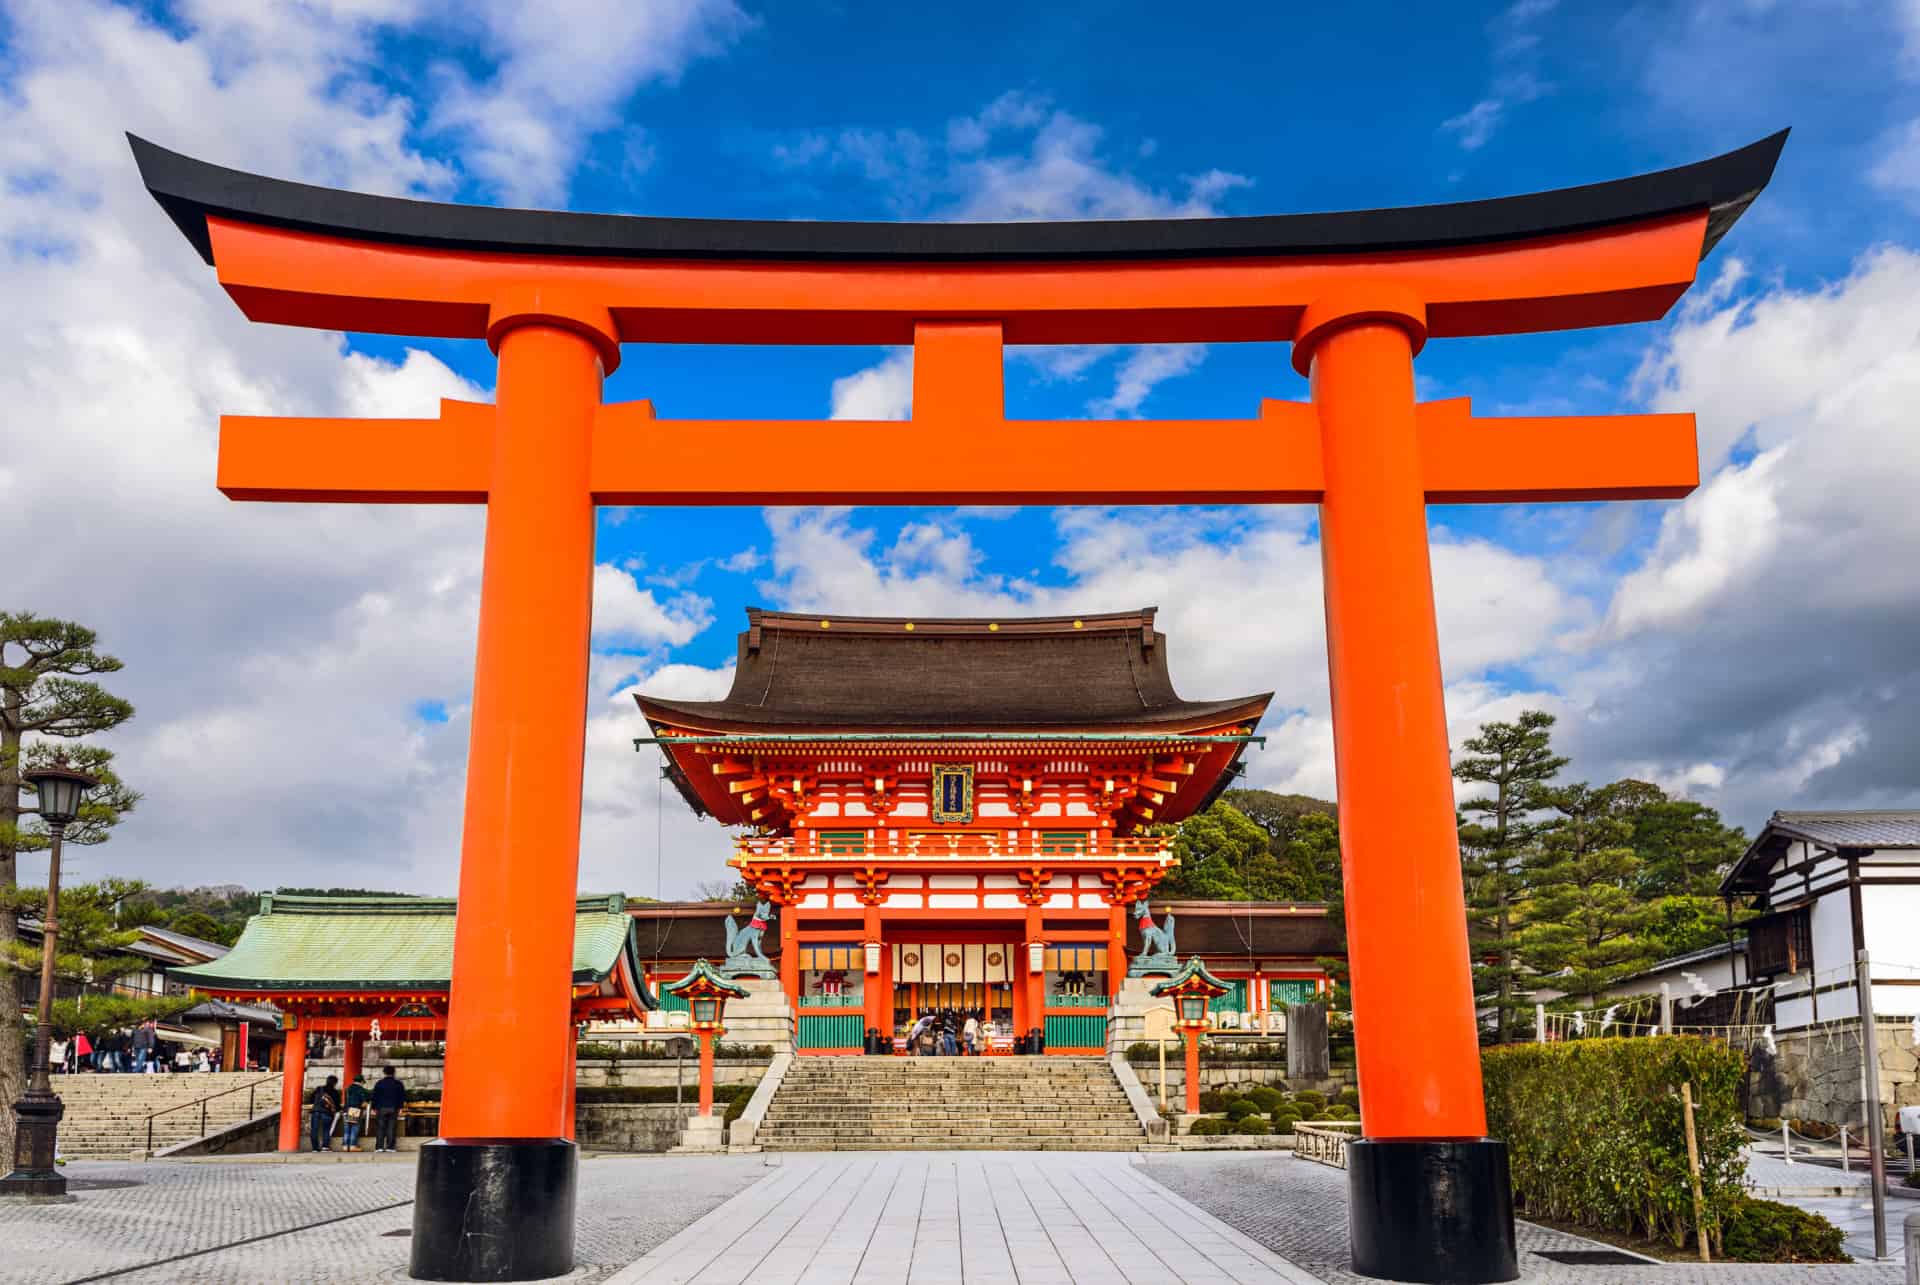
[132,130,1783,1285]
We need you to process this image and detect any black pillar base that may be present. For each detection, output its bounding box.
[0,1091,70,1202]
[410,1138,576,1282]
[1348,1138,1517,1284]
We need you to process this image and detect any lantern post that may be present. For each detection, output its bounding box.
[1,761,97,1203]
[664,961,750,1117]
[1151,958,1231,1117]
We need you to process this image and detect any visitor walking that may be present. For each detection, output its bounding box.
[74,1030,94,1071]
[906,1013,934,1055]
[343,1075,370,1150]
[962,1013,980,1057]
[49,1037,66,1075]
[131,1020,156,1072]
[371,1065,405,1152]
[310,1075,341,1152]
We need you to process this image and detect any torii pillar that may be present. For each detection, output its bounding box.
[129,129,1785,1284]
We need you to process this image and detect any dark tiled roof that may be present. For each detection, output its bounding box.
[1723,809,1920,894]
[638,608,1270,733]
[1770,811,1920,848]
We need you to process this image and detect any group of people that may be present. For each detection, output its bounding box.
[306,1064,408,1153]
[904,1008,986,1056]
[47,1020,223,1073]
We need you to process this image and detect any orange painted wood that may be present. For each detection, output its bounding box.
[437,323,600,1142]
[1312,318,1488,1141]
[213,395,1693,508]
[204,211,1707,346]
[277,1031,306,1152]
[218,400,493,502]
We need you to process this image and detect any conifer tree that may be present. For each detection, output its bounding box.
[1453,710,1565,1043]
[1520,781,1657,1006]
[1,613,139,1158]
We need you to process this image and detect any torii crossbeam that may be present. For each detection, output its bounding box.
[134,130,1784,1285]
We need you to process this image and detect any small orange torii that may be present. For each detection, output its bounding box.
[133,130,1784,1285]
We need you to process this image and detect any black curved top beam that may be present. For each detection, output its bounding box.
[129,130,1786,269]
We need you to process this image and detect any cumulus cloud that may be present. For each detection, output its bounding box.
[424,0,752,205]
[1440,0,1555,153]
[1559,247,1920,821]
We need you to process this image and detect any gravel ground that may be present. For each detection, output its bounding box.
[0,1154,771,1284]
[1139,1152,1910,1284]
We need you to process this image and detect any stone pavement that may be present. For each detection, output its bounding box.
[1142,1151,1911,1284]
[0,1154,765,1284]
[609,1152,1321,1284]
[6,1150,1914,1283]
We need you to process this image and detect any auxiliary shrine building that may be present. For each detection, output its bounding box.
[632,608,1342,1054]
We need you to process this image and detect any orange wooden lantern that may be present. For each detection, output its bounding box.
[663,961,749,1118]
[1150,958,1232,1116]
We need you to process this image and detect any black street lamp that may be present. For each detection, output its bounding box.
[1,760,97,1202]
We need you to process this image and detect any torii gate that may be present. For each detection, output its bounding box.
[133,130,1783,1285]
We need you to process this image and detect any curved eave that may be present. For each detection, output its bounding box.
[131,131,1785,269]
[633,694,1275,738]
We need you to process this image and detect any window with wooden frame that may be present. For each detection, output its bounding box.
[1746,906,1812,978]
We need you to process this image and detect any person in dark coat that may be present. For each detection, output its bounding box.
[370,1065,406,1153]
[310,1075,341,1152]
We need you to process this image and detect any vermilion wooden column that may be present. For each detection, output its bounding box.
[417,311,610,1280]
[862,905,883,1047]
[276,1029,306,1152]
[1106,902,1127,1002]
[341,1033,364,1090]
[1304,294,1515,1283]
[696,1032,717,1115]
[1183,1028,1202,1115]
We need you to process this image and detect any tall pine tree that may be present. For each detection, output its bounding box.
[1453,710,1565,1044]
[1521,781,1658,1006]
[1,614,139,1159]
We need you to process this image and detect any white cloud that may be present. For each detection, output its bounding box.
[829,350,913,420]
[592,564,712,646]
[424,0,752,205]
[1440,1,1555,152]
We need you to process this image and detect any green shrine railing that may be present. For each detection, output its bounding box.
[656,990,689,1014]
[1043,1014,1107,1049]
[1270,979,1317,1006]
[1215,979,1248,1014]
[799,994,864,1009]
[1045,994,1109,1008]
[798,1013,864,1051]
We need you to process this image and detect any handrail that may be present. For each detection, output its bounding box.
[142,1074,279,1157]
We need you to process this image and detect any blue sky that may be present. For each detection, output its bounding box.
[7,0,1920,895]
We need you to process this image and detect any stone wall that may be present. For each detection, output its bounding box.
[1742,1019,1919,1129]
[304,1055,770,1092]
[576,1103,699,1152]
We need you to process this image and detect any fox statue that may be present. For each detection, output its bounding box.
[1132,900,1176,957]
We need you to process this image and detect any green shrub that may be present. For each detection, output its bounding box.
[722,1084,755,1125]
[1125,1042,1156,1061]
[1245,1086,1284,1112]
[1325,1105,1358,1122]
[1268,1109,1299,1132]
[1905,1169,1920,1191]
[1291,1090,1326,1112]
[1196,1090,1230,1114]
[1224,1098,1261,1121]
[1188,1116,1229,1136]
[1720,1197,1849,1263]
[1230,1116,1271,1136]
[1483,1036,1747,1252]
[1336,1088,1360,1110]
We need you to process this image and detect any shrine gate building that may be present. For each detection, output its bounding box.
[637,607,1337,1052]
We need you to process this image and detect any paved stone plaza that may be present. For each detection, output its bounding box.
[2,1150,1912,1283]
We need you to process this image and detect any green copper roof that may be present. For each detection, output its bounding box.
[1148,956,1233,998]
[172,892,641,994]
[662,958,751,1000]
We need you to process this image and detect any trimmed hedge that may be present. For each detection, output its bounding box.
[1188,1116,1229,1136]
[1721,1197,1850,1263]
[1196,1090,1231,1114]
[1224,1098,1261,1121]
[1245,1086,1284,1112]
[1230,1116,1271,1136]
[1483,1036,1749,1253]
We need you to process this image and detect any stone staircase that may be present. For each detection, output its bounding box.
[756,1056,1146,1152]
[46,1072,282,1159]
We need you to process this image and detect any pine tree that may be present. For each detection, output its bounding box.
[1,613,139,1158]
[1520,781,1658,1006]
[1453,710,1566,1044]
[1622,790,1749,960]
